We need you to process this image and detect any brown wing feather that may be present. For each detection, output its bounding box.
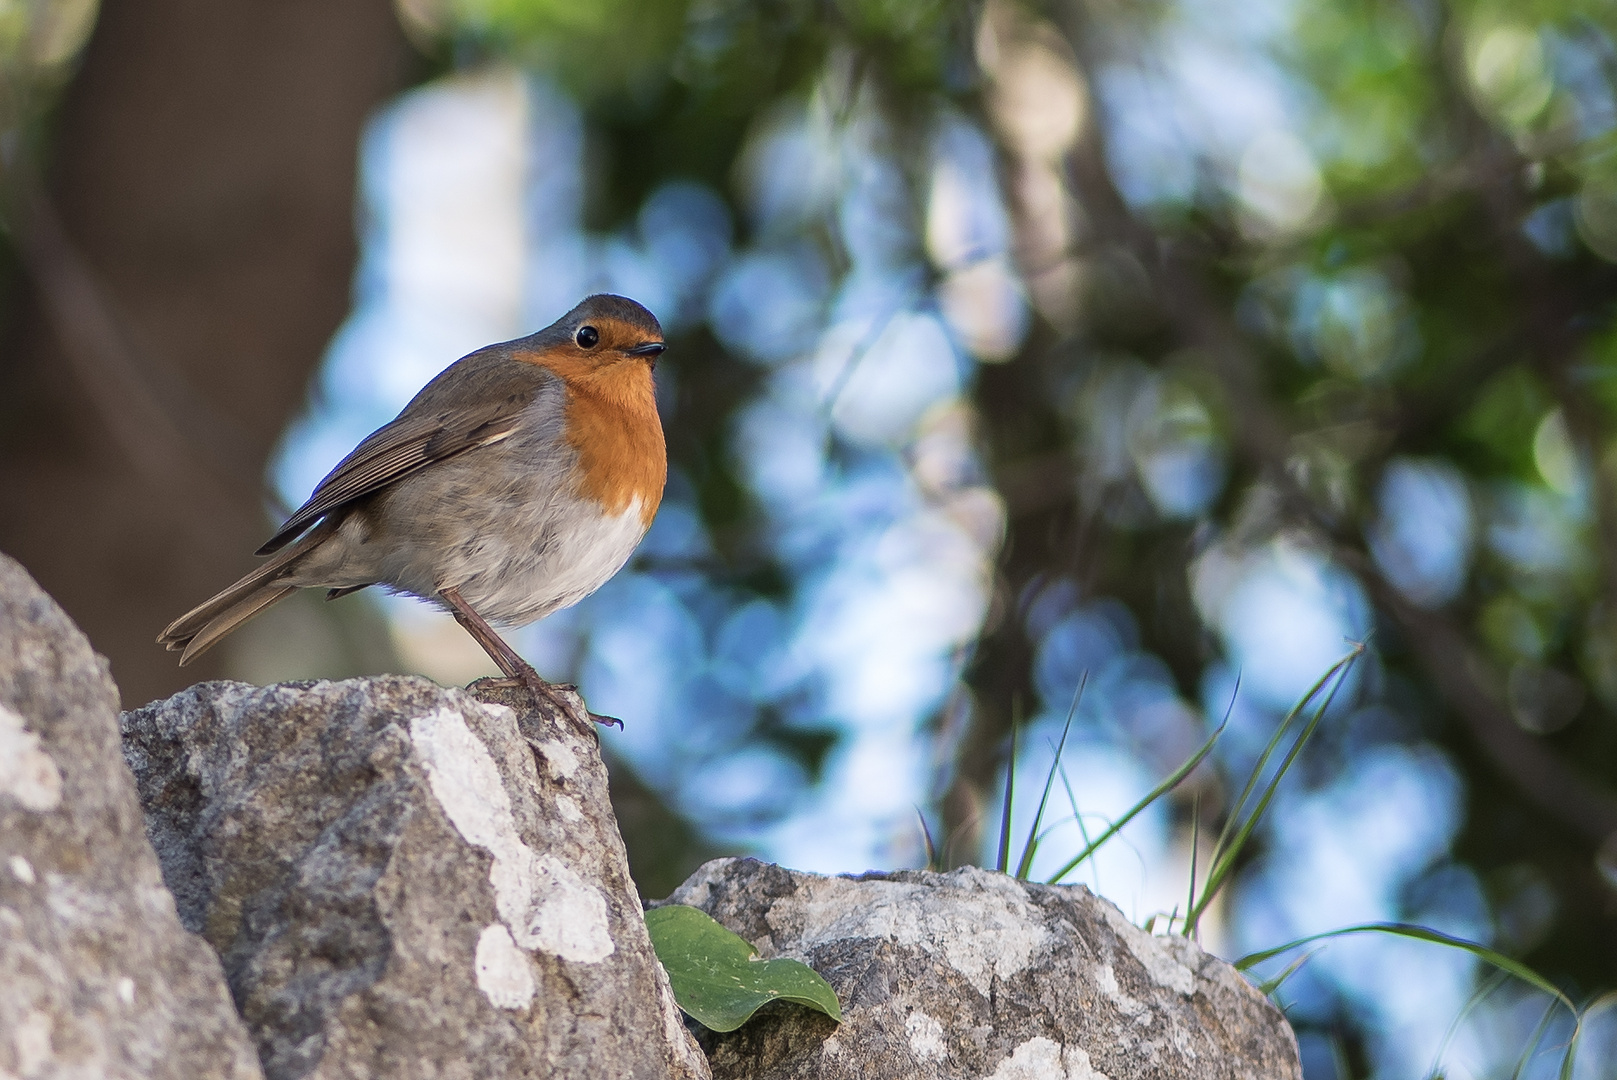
[258,348,558,555]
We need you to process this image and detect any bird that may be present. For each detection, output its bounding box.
[159,294,667,731]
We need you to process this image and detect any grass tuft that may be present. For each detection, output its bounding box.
[1185,646,1361,936]
[1013,675,1084,880]
[975,643,1601,1078]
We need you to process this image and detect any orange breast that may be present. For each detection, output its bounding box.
[537,356,666,528]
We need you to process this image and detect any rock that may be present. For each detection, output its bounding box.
[0,553,262,1080]
[121,676,707,1080]
[664,858,1302,1080]
[0,550,1309,1080]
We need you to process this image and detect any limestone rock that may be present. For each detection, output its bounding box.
[664,858,1301,1080]
[121,676,707,1080]
[0,553,262,1080]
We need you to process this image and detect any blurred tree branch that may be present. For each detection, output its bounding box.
[948,0,1617,865]
[1336,545,1617,842]
[12,186,261,521]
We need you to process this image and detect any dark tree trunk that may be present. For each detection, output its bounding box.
[0,0,410,707]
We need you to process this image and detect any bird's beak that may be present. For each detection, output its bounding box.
[626,341,666,358]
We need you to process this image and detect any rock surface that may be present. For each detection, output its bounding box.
[121,676,707,1080]
[1,552,1308,1080]
[0,553,263,1080]
[664,858,1302,1080]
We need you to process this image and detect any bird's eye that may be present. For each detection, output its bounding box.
[575,325,600,349]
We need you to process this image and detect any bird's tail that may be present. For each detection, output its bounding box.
[157,528,325,665]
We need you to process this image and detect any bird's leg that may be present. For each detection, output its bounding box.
[438,586,546,686]
[437,587,610,733]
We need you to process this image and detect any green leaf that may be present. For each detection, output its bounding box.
[645,905,842,1032]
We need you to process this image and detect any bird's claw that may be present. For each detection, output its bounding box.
[476,670,609,737]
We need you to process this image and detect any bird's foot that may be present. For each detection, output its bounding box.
[515,676,621,728]
[474,671,617,734]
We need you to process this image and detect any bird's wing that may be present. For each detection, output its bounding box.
[257,351,558,555]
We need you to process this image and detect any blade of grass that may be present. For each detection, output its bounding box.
[1233,922,1576,1020]
[1256,947,1321,997]
[1142,905,1180,934]
[995,702,1019,874]
[1426,969,1508,1080]
[1509,996,1559,1080]
[1562,990,1617,1080]
[1189,646,1362,930]
[1185,791,1201,940]
[1029,813,1084,848]
[1182,674,1241,938]
[1015,675,1086,880]
[1208,652,1355,871]
[1057,764,1096,854]
[1056,763,1101,891]
[1044,707,1229,885]
[915,807,937,871]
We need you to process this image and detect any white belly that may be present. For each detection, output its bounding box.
[442,494,650,626]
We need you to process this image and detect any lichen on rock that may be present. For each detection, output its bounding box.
[120,675,707,1080]
[663,858,1301,1080]
[0,553,262,1080]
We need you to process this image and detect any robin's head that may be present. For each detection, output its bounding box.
[545,294,666,370]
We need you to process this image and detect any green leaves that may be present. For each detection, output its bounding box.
[645,904,842,1032]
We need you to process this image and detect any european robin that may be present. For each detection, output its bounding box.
[159,294,667,730]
